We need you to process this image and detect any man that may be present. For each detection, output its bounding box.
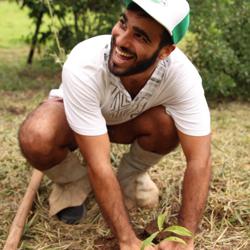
[18,0,211,249]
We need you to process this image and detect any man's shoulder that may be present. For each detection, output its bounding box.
[72,35,111,52]
[159,47,204,100]
[64,35,111,70]
[168,47,200,79]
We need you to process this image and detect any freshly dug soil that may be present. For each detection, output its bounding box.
[94,236,119,250]
[94,219,171,249]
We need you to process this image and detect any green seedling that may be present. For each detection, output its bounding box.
[141,214,193,250]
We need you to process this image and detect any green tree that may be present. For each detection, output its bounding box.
[17,0,48,64]
[17,0,122,64]
[187,0,250,99]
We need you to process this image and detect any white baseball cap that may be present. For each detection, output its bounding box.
[124,0,190,44]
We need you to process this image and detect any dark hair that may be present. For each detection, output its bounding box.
[127,2,173,46]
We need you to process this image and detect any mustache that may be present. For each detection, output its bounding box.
[111,36,136,57]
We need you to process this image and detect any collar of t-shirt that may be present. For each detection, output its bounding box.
[103,43,169,102]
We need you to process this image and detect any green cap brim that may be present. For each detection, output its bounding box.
[172,13,190,44]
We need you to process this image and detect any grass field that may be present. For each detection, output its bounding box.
[0,1,250,250]
[0,1,33,48]
[0,91,249,250]
[0,1,61,92]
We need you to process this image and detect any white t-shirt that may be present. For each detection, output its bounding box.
[49,35,210,136]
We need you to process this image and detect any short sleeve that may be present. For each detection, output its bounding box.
[165,82,211,136]
[62,67,107,136]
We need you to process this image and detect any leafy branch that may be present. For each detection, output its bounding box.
[141,214,193,250]
[44,0,66,66]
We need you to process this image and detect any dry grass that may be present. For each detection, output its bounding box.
[0,90,249,250]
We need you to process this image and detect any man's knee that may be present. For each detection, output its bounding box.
[108,106,179,154]
[18,100,76,170]
[136,106,179,154]
[18,113,56,162]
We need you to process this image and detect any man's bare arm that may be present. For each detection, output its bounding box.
[157,132,211,249]
[74,133,142,249]
[179,132,211,236]
[178,131,212,234]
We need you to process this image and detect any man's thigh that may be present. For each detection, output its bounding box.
[19,98,77,151]
[107,106,179,154]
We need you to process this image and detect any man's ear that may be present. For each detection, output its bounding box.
[159,45,176,60]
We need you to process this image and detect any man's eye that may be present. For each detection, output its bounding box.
[135,33,147,43]
[119,19,126,29]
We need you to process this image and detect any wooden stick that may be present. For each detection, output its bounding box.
[3,169,44,250]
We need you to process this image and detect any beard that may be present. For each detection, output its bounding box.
[108,36,161,77]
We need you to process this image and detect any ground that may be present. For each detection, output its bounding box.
[0,89,249,249]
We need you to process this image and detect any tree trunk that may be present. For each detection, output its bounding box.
[27,10,44,64]
[73,9,79,41]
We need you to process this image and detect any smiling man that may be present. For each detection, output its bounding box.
[18,0,211,249]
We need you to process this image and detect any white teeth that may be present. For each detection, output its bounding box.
[115,47,133,58]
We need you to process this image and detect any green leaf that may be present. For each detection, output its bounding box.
[157,213,166,231]
[140,231,159,250]
[163,236,187,245]
[164,225,193,237]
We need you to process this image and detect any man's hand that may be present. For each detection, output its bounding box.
[156,239,194,250]
[120,238,157,250]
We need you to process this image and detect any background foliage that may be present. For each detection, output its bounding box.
[187,0,250,100]
[16,0,122,63]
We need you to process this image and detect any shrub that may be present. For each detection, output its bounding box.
[17,0,122,63]
[187,0,250,100]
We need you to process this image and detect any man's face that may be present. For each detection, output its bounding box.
[108,9,165,77]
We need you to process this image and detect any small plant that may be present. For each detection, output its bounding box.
[141,214,193,250]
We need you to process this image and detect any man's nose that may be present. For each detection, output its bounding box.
[116,30,132,48]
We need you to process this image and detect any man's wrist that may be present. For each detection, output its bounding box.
[119,232,138,243]
[118,234,140,248]
[178,214,198,235]
[172,218,195,245]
